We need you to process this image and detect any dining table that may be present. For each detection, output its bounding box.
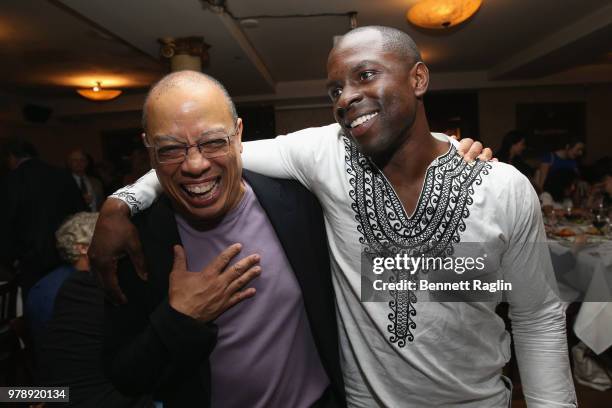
[546,214,612,354]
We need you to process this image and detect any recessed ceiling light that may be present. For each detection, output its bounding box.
[240,18,259,28]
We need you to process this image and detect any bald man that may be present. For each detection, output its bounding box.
[103,71,345,408]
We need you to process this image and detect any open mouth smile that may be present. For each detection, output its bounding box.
[346,111,379,138]
[181,177,221,203]
[349,111,379,128]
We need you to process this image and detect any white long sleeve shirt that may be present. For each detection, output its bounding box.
[113,123,576,407]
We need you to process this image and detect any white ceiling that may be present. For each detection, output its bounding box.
[0,0,610,113]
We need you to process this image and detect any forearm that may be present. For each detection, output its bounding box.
[242,139,295,179]
[109,141,296,216]
[510,301,576,407]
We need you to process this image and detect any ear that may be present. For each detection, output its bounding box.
[412,62,429,98]
[75,243,89,256]
[235,117,244,153]
[141,132,147,144]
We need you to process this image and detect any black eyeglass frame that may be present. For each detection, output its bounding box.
[143,124,239,164]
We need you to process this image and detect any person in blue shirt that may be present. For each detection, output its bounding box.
[537,136,585,191]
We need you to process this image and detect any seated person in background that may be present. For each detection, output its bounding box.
[585,158,612,209]
[536,136,585,191]
[26,212,98,343]
[35,211,150,407]
[495,130,533,179]
[540,168,579,212]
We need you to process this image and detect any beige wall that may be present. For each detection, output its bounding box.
[0,112,141,167]
[274,85,612,165]
[274,106,334,135]
[478,84,612,163]
[4,84,610,167]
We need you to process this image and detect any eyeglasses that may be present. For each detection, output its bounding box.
[144,126,238,164]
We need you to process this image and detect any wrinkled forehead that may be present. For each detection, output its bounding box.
[147,88,233,138]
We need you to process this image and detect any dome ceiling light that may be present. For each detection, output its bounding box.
[407,0,482,29]
[76,81,122,101]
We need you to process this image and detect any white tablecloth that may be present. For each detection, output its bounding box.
[549,240,612,354]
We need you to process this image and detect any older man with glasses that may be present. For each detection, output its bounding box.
[102,70,345,408]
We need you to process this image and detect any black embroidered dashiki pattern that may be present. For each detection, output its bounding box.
[111,185,143,214]
[343,136,491,347]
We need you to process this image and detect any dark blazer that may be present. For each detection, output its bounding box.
[0,158,86,298]
[105,170,345,407]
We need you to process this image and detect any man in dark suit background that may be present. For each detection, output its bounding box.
[0,138,85,301]
[66,148,105,212]
[102,71,344,407]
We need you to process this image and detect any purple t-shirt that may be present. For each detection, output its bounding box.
[175,182,329,408]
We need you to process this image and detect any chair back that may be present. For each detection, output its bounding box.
[0,280,18,326]
[0,280,20,385]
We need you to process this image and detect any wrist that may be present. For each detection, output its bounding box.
[102,197,131,218]
[169,298,204,321]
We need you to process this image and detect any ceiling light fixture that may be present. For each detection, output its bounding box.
[407,0,482,29]
[76,81,122,101]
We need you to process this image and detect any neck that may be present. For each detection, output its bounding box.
[379,115,447,189]
[74,257,89,271]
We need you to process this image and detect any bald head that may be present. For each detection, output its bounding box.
[335,26,422,68]
[142,71,237,131]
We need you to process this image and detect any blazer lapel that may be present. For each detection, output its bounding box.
[243,171,304,279]
[139,195,182,299]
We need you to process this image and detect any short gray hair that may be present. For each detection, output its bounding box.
[141,70,238,131]
[55,212,99,264]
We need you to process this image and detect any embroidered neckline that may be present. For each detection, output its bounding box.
[343,135,491,347]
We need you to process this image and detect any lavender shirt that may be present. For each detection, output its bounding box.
[175,182,329,408]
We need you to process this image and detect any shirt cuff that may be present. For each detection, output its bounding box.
[109,169,162,216]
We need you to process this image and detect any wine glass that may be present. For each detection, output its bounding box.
[565,203,573,220]
[593,213,606,233]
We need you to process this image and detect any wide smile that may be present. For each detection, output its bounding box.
[181,177,222,206]
[347,111,379,138]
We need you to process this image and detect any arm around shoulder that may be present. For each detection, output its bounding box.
[110,169,163,216]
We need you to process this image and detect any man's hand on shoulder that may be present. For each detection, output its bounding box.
[454,137,495,162]
[89,197,147,304]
